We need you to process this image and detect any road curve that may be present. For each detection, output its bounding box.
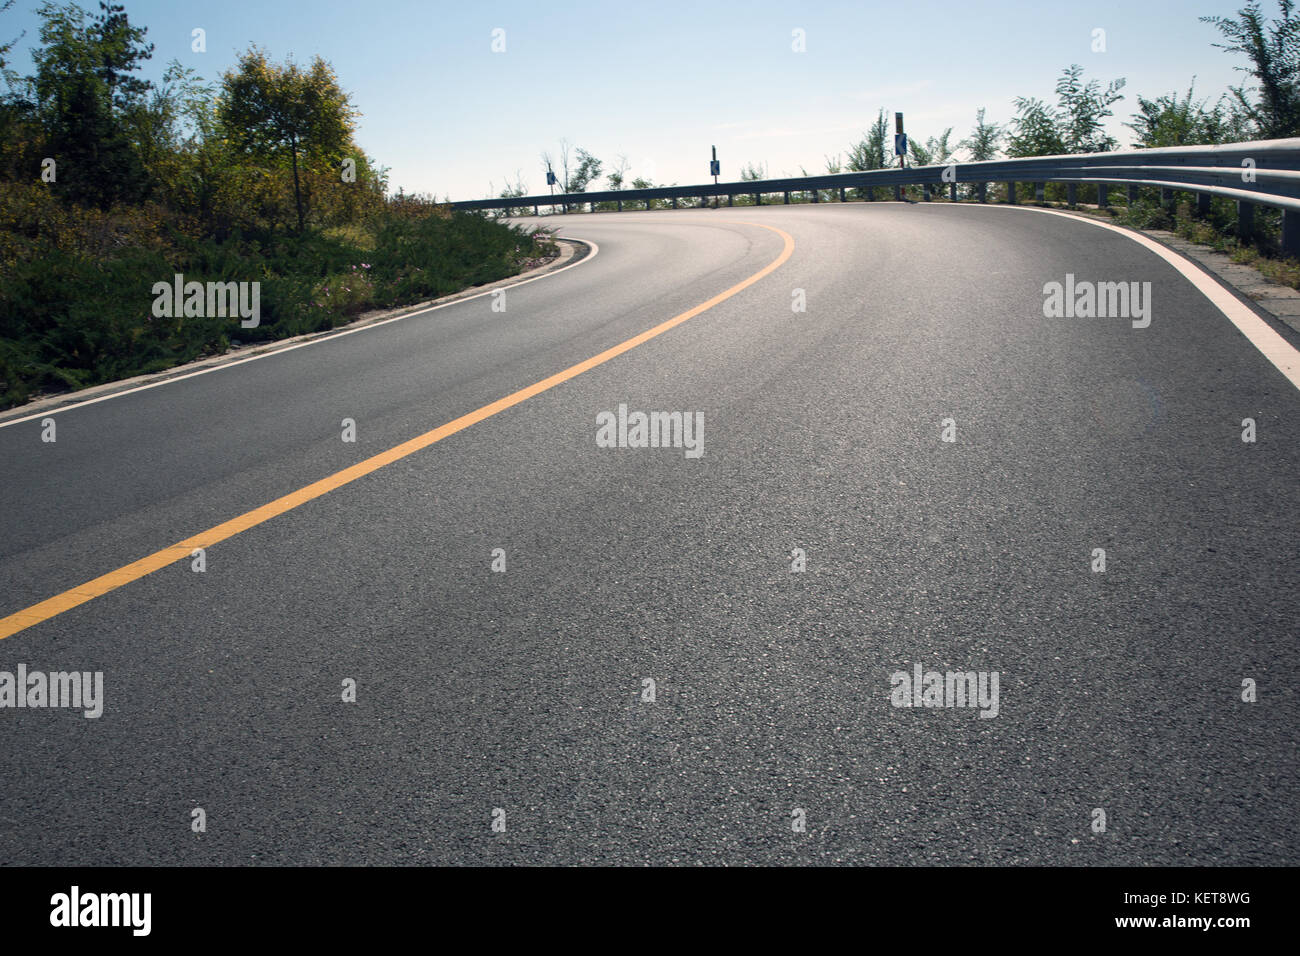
[1,203,1296,865]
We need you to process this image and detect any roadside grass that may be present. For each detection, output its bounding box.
[0,185,554,409]
[1115,197,1300,289]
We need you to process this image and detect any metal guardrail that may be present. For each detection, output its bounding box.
[449,138,1300,253]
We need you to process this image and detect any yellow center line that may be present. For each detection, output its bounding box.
[0,220,795,641]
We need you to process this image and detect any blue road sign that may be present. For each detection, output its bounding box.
[546,170,557,186]
[710,160,720,177]
[894,133,908,156]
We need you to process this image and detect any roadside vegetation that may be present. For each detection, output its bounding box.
[0,1,551,409]
[494,2,1300,283]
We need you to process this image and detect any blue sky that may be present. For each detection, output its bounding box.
[1,0,1262,200]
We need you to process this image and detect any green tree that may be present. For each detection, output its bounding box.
[909,128,953,167]
[1005,66,1124,157]
[1126,81,1249,146]
[121,60,202,201]
[1006,97,1065,157]
[491,171,528,217]
[1055,63,1125,152]
[1202,0,1300,137]
[0,0,36,180]
[629,174,659,208]
[28,1,154,207]
[959,107,1004,161]
[91,0,152,110]
[151,61,228,225]
[567,147,602,192]
[841,111,890,199]
[219,46,358,231]
[607,154,629,189]
[847,109,890,171]
[1,0,20,77]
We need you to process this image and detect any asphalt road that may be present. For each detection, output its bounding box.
[1,203,1297,865]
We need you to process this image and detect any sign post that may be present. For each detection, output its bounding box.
[709,146,721,208]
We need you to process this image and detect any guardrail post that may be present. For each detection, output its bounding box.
[1283,210,1300,257]
[894,184,903,201]
[754,192,761,205]
[784,191,790,204]
[923,183,932,201]
[977,183,987,203]
[1066,183,1077,206]
[1035,182,1045,201]
[671,197,677,209]
[812,189,820,203]
[949,182,958,202]
[533,205,539,216]
[1237,200,1255,241]
[1127,184,1140,205]
[1006,182,1017,204]
[728,194,734,207]
[839,187,846,202]
[1196,193,1211,217]
[617,199,622,211]
[1096,184,1108,208]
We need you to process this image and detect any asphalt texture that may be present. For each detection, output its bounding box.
[0,202,1296,865]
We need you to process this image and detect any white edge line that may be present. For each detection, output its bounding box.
[0,236,600,429]
[973,203,1300,392]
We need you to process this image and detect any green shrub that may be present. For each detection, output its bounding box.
[0,189,550,408]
